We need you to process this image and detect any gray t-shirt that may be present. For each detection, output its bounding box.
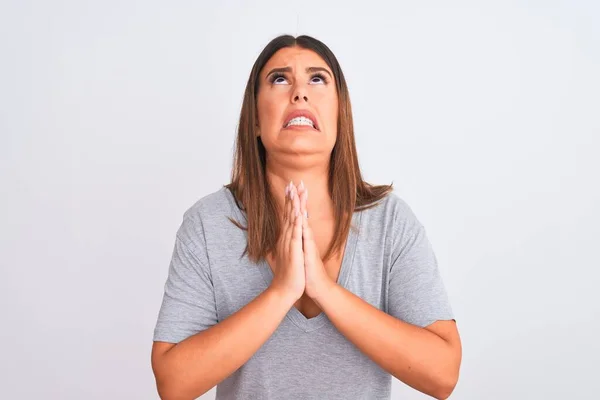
[153,186,455,399]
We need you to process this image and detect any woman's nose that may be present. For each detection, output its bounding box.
[293,94,308,102]
[294,95,308,102]
[292,86,308,103]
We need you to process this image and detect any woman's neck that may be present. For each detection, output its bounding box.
[265,164,334,222]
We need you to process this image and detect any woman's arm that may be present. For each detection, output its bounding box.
[313,283,461,400]
[298,185,461,400]
[153,183,306,399]
[152,286,296,400]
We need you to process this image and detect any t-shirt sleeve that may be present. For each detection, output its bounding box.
[387,204,455,328]
[153,216,218,343]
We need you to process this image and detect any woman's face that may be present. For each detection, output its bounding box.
[256,47,339,159]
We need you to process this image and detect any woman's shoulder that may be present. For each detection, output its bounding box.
[181,186,237,221]
[362,191,421,227]
[175,187,242,242]
[358,192,427,256]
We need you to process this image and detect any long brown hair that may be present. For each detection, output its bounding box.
[225,34,393,263]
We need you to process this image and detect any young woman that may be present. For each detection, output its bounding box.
[151,34,462,400]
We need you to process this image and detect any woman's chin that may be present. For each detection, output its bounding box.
[285,137,321,151]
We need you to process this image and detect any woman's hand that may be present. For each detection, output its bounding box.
[269,182,305,302]
[296,182,335,301]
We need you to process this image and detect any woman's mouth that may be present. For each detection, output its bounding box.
[283,116,318,130]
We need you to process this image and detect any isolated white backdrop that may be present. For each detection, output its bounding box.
[1,1,599,399]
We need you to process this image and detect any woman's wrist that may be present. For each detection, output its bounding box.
[267,284,301,308]
[308,277,337,307]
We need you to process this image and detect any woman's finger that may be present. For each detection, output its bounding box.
[283,182,295,248]
[295,181,305,216]
[291,184,300,222]
[292,186,303,242]
[292,213,303,244]
[301,212,314,241]
[283,183,300,247]
[301,187,308,218]
[296,180,305,198]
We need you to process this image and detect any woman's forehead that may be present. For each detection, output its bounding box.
[262,47,330,75]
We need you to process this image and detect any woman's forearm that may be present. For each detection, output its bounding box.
[314,283,460,400]
[152,286,296,400]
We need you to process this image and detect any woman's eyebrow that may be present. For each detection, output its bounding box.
[265,66,333,79]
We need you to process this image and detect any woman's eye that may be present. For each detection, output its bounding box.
[270,72,329,85]
[310,73,328,84]
[270,74,288,85]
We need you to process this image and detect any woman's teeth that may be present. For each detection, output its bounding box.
[285,116,315,128]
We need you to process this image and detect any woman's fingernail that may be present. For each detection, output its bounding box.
[299,180,304,190]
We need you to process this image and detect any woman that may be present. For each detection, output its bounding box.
[151,34,462,400]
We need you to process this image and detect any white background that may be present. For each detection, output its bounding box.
[1,1,599,399]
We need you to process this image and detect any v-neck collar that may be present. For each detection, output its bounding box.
[258,211,362,333]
